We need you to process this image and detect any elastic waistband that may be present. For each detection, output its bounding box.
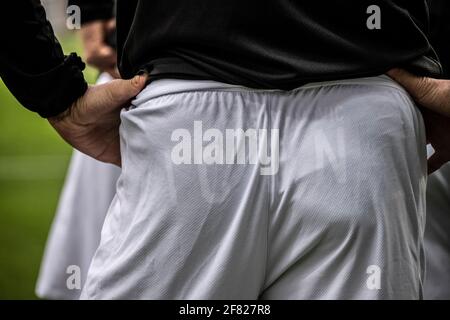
[132,74,409,105]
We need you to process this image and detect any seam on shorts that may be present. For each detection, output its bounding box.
[264,92,272,296]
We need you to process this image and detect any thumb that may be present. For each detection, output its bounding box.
[105,75,148,106]
[387,68,422,89]
[387,68,439,105]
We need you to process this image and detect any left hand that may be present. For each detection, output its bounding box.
[387,68,450,117]
[387,68,450,174]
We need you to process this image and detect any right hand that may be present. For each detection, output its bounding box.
[48,75,148,166]
[80,19,120,78]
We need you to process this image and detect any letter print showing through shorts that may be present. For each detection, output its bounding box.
[171,121,280,176]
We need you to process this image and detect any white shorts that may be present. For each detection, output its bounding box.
[36,73,121,299]
[82,75,427,299]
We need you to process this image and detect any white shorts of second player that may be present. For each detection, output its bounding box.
[36,73,121,300]
[82,75,427,299]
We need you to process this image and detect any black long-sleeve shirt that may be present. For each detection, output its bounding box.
[0,0,88,118]
[0,0,443,118]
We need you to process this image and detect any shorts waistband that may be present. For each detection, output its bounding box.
[132,74,409,105]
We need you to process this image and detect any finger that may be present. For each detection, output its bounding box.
[105,75,148,106]
[387,69,432,97]
[387,68,441,107]
[69,74,148,125]
[387,68,421,88]
[90,45,117,67]
[81,22,105,54]
[86,54,115,71]
[98,45,115,58]
[427,151,448,175]
[105,19,116,33]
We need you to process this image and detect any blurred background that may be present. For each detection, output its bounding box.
[0,0,96,299]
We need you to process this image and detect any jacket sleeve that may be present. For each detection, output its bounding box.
[68,0,115,24]
[0,0,88,118]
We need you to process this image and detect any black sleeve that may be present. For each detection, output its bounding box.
[68,0,115,24]
[0,0,88,118]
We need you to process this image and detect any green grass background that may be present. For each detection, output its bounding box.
[0,35,97,299]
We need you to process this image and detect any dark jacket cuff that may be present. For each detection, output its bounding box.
[38,53,88,118]
[3,53,88,118]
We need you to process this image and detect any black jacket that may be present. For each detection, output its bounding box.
[0,0,89,118]
[0,0,443,118]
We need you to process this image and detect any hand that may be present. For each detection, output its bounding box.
[81,19,120,78]
[387,68,450,117]
[387,68,450,174]
[48,75,148,166]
